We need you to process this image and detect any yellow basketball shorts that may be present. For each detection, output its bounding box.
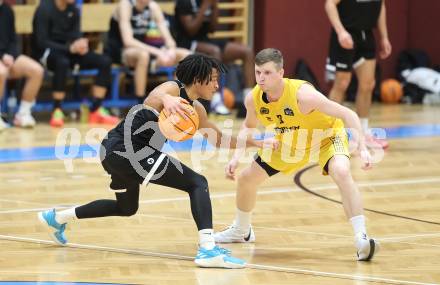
[259,130,350,176]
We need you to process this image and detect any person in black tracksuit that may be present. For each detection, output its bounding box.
[325,0,392,149]
[38,54,278,268]
[0,0,43,129]
[31,0,117,127]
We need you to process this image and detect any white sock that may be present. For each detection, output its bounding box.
[56,207,77,224]
[360,118,369,133]
[17,100,35,116]
[350,215,367,237]
[234,208,252,233]
[199,229,215,250]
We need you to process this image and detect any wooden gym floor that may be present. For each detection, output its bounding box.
[0,104,439,285]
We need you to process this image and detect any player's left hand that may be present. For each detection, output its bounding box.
[359,147,372,170]
[379,37,392,59]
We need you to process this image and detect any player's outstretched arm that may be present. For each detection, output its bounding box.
[194,96,277,150]
[228,92,279,179]
[297,83,372,170]
[193,100,255,149]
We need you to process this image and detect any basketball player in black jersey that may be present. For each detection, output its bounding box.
[325,0,392,149]
[38,54,278,268]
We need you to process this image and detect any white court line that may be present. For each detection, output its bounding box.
[0,234,437,285]
[0,198,52,207]
[40,177,55,181]
[140,187,293,204]
[139,213,440,249]
[137,213,350,239]
[310,176,440,191]
[6,178,23,183]
[138,213,345,238]
[139,176,440,205]
[387,241,440,249]
[137,213,440,247]
[2,176,439,209]
[0,234,193,261]
[0,207,59,214]
[70,175,86,179]
[245,263,439,285]
[381,232,440,241]
[1,176,439,243]
[0,270,68,276]
[0,187,293,213]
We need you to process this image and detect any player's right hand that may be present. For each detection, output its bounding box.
[338,30,354,49]
[163,94,190,119]
[261,137,279,150]
[1,54,14,68]
[157,50,174,67]
[225,158,239,180]
[379,37,392,59]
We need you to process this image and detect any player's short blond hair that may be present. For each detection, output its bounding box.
[255,48,283,70]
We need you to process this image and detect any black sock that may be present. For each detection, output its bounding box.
[91,98,103,112]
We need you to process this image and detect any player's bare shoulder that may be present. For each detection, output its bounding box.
[296,82,320,114]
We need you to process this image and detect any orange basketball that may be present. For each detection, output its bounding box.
[380,79,403,104]
[223,88,235,109]
[158,104,199,142]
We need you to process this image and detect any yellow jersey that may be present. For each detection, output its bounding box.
[252,78,348,174]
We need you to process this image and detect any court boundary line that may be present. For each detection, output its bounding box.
[2,175,440,212]
[0,234,437,285]
[1,176,440,243]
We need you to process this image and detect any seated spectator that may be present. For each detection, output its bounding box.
[31,0,118,127]
[105,0,191,103]
[175,0,254,115]
[0,0,44,131]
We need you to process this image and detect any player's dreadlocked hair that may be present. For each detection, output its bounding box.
[176,53,227,86]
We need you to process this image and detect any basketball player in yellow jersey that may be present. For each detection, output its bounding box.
[214,48,379,261]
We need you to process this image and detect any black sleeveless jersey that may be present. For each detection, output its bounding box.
[103,80,192,152]
[108,0,152,48]
[337,0,382,31]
